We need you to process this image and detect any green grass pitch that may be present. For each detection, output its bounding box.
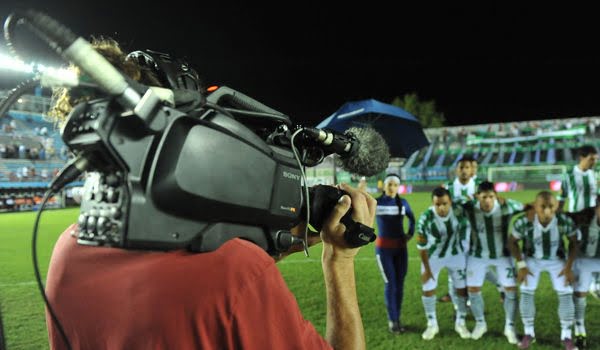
[1,190,600,349]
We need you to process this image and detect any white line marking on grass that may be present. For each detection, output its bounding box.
[0,281,37,287]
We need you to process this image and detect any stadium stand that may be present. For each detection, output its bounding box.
[402,117,600,184]
[0,92,79,211]
[2,90,600,208]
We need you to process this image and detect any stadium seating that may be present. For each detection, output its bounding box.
[402,117,600,183]
[2,91,600,189]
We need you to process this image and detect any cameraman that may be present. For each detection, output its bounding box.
[44,38,375,349]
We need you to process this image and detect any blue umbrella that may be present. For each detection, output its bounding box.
[316,98,430,158]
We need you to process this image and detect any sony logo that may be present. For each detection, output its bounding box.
[282,171,301,181]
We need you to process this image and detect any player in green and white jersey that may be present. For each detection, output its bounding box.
[444,155,481,205]
[559,144,599,213]
[442,156,502,310]
[508,191,579,350]
[462,181,526,343]
[417,187,471,341]
[568,199,600,349]
[559,145,600,303]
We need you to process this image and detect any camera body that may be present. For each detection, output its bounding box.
[63,88,304,255]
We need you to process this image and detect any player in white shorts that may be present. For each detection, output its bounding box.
[461,180,526,343]
[508,191,579,350]
[568,199,600,349]
[417,187,471,341]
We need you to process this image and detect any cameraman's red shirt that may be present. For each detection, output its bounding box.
[46,224,332,349]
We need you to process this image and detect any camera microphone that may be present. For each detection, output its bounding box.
[300,126,390,176]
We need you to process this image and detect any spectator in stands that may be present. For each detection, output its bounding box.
[46,145,55,159]
[30,147,39,160]
[18,144,26,159]
[0,143,5,158]
[565,120,573,130]
[59,145,69,160]
[587,118,596,136]
[21,166,29,180]
[510,123,520,137]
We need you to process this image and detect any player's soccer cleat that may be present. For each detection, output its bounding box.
[503,326,518,344]
[421,325,439,340]
[562,338,579,350]
[454,323,471,339]
[470,322,487,340]
[575,334,587,349]
[518,335,536,349]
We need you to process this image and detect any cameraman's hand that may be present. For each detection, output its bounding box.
[320,183,373,349]
[274,223,322,262]
[321,183,376,260]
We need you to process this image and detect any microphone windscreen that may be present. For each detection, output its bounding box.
[339,127,390,176]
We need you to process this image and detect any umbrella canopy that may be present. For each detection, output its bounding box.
[317,99,430,158]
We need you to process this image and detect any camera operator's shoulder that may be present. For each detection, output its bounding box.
[211,239,280,287]
[220,238,276,268]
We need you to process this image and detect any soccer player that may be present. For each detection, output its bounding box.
[440,156,478,305]
[445,155,480,205]
[462,181,525,343]
[559,144,599,213]
[417,187,471,341]
[558,144,600,299]
[508,191,579,350]
[568,200,600,349]
[441,156,503,308]
[374,174,415,334]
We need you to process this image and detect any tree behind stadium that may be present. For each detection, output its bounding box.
[392,92,445,128]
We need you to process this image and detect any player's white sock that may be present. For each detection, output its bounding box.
[574,296,587,335]
[503,290,517,328]
[421,295,437,327]
[468,291,485,323]
[519,290,535,336]
[454,294,468,325]
[558,292,574,340]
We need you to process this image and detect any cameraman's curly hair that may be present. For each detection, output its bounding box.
[47,36,162,127]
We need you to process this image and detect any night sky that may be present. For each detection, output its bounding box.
[1,2,599,127]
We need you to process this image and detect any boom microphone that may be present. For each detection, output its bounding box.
[341,127,390,176]
[301,126,390,176]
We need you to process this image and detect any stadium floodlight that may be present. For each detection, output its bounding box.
[0,53,34,73]
[0,52,78,87]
